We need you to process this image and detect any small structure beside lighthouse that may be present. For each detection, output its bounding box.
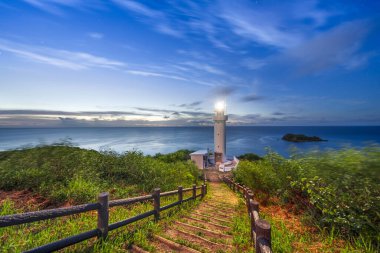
[214,101,228,163]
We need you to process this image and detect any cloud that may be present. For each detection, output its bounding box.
[112,0,163,18]
[126,70,188,81]
[135,107,212,118]
[241,58,266,70]
[155,24,183,38]
[182,61,225,75]
[178,101,202,109]
[0,109,154,117]
[23,0,103,15]
[0,39,125,70]
[218,1,302,49]
[88,32,104,39]
[272,112,285,116]
[281,20,373,74]
[0,107,218,127]
[241,94,264,102]
[112,0,183,38]
[212,85,238,98]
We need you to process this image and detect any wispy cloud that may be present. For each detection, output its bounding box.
[181,61,225,76]
[125,70,188,81]
[218,1,302,49]
[111,0,162,18]
[178,101,202,107]
[212,85,238,98]
[281,20,373,74]
[0,109,154,117]
[87,32,104,39]
[112,0,183,38]
[241,58,266,70]
[0,39,125,70]
[23,0,102,15]
[241,94,264,102]
[176,101,203,110]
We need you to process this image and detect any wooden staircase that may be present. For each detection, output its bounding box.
[130,182,245,253]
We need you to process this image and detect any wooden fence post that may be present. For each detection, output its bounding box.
[205,184,207,195]
[192,184,196,199]
[255,219,271,253]
[247,192,254,215]
[201,184,205,198]
[97,192,109,240]
[153,188,160,222]
[249,199,259,243]
[178,186,183,204]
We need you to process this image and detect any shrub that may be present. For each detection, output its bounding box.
[237,153,262,161]
[153,149,194,163]
[0,145,200,204]
[233,146,380,246]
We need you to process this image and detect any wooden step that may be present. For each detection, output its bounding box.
[189,213,233,226]
[164,228,230,252]
[174,228,233,250]
[203,203,236,211]
[174,221,232,239]
[195,207,234,219]
[129,245,150,253]
[153,235,201,253]
[193,210,233,221]
[182,216,230,232]
[201,205,236,214]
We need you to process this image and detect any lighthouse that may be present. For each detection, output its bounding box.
[214,101,228,163]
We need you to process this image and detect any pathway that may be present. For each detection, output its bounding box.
[130,181,247,253]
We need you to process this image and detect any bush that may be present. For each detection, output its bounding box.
[237,153,262,161]
[153,149,193,163]
[233,146,380,246]
[0,146,200,204]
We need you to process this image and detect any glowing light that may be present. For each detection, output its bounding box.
[215,101,225,112]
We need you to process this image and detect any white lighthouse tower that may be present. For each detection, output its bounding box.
[214,101,228,163]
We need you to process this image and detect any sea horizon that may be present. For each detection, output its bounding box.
[1,126,379,157]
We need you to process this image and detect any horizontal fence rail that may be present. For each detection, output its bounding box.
[0,183,207,253]
[222,176,272,253]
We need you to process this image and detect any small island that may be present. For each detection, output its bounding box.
[282,133,327,142]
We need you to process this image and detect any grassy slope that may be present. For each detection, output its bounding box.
[0,146,199,205]
[0,192,200,252]
[0,146,204,252]
[233,146,380,252]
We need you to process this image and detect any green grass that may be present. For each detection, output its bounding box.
[0,145,206,252]
[233,146,380,249]
[0,145,200,204]
[231,200,253,252]
[0,195,202,252]
[260,210,379,253]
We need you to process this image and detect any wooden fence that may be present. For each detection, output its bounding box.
[222,176,272,253]
[0,184,207,253]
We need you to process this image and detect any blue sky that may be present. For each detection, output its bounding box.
[0,0,379,127]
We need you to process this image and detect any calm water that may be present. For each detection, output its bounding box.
[0,126,379,156]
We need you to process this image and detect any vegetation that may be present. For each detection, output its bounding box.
[153,149,194,163]
[0,145,202,251]
[0,145,200,204]
[233,146,380,251]
[0,192,200,252]
[237,153,263,162]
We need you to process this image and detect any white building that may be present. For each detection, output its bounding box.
[190,101,238,171]
[190,150,209,169]
[214,101,228,163]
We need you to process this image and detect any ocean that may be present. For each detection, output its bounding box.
[0,126,379,157]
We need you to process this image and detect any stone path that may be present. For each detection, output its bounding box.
[130,182,244,253]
